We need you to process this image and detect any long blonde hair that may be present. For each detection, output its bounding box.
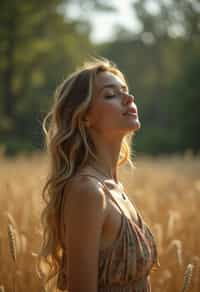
[37,57,136,288]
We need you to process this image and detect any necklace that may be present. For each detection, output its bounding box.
[88,162,127,200]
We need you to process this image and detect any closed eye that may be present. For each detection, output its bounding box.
[104,88,129,99]
[105,94,116,99]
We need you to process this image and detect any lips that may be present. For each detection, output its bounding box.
[123,107,137,116]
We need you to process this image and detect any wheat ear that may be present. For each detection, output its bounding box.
[192,256,200,291]
[7,223,17,262]
[181,263,194,292]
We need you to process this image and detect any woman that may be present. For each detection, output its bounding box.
[38,57,160,292]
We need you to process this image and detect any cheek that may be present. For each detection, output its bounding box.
[98,102,119,116]
[91,103,122,128]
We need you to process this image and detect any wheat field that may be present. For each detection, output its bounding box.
[0,151,200,292]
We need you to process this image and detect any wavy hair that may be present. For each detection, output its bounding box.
[37,57,136,289]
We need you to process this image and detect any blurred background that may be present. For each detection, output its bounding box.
[0,1,200,292]
[0,0,199,156]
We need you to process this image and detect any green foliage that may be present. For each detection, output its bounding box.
[0,0,96,155]
[169,43,200,154]
[98,0,200,155]
[0,0,199,155]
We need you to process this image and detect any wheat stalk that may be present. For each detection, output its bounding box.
[181,263,194,292]
[167,239,183,268]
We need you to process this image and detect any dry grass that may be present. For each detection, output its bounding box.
[0,151,200,292]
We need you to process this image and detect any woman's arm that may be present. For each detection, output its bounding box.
[63,176,107,292]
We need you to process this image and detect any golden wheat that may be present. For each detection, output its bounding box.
[20,232,27,254]
[166,210,180,239]
[5,212,17,228]
[181,264,194,292]
[7,223,17,262]
[0,153,199,292]
[192,256,200,291]
[153,223,163,253]
[167,239,183,268]
[0,285,5,292]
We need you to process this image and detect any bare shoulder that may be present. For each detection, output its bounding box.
[66,173,107,204]
[63,173,108,223]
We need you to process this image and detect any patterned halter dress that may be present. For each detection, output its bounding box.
[57,174,160,292]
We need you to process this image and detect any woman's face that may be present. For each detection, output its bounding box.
[85,70,141,137]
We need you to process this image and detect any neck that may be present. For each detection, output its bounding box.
[87,134,123,184]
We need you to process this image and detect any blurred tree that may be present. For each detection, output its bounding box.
[133,0,200,40]
[169,42,200,154]
[0,0,114,155]
[99,0,200,154]
[0,0,90,130]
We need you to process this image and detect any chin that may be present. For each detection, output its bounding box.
[130,120,141,132]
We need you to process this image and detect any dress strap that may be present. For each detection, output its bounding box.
[78,173,126,217]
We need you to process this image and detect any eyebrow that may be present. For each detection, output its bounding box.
[99,83,128,94]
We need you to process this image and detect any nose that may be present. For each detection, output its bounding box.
[122,93,135,105]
